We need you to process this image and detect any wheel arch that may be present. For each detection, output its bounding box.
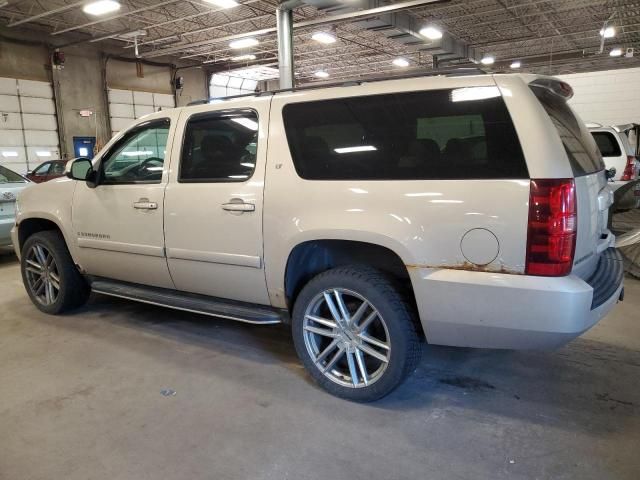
[17,216,67,254]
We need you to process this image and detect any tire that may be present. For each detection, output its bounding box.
[21,230,90,314]
[291,265,421,402]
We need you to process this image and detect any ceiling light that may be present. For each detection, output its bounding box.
[392,57,409,67]
[312,32,336,44]
[231,54,256,61]
[82,0,121,16]
[202,0,239,8]
[419,26,443,40]
[229,37,259,49]
[334,146,377,154]
[510,60,521,69]
[314,70,329,78]
[480,55,495,65]
[600,26,616,38]
[232,118,259,131]
[610,47,623,57]
[1,151,18,158]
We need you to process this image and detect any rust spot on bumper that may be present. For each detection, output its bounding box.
[406,261,523,275]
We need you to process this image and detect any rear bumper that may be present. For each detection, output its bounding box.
[410,249,624,349]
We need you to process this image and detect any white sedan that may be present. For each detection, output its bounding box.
[0,165,30,247]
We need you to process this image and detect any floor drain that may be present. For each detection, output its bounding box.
[160,389,176,397]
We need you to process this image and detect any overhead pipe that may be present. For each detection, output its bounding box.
[276,0,302,89]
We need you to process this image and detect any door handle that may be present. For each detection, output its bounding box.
[222,201,255,212]
[133,199,158,210]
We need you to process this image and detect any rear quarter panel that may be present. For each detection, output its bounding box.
[264,75,531,309]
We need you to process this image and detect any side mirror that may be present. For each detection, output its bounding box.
[606,166,617,180]
[67,158,97,188]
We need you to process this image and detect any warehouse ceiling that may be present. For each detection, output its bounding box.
[1,0,639,83]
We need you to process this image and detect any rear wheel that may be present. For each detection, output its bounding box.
[21,230,90,314]
[292,265,421,402]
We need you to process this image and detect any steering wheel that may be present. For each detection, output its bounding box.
[133,157,163,179]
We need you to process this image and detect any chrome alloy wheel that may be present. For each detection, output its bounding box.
[24,243,60,306]
[302,288,391,388]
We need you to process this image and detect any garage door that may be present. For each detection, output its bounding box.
[108,89,175,137]
[0,77,61,175]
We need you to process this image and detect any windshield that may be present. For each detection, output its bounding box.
[0,165,27,183]
[531,86,605,176]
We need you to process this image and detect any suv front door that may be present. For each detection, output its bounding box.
[71,114,178,288]
[164,98,270,305]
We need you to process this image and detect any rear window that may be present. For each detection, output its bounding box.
[531,86,604,176]
[282,88,528,180]
[591,132,622,157]
[0,165,26,183]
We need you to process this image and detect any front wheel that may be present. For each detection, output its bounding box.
[292,266,421,402]
[21,230,90,314]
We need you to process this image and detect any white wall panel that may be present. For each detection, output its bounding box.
[0,130,25,146]
[109,103,135,118]
[0,94,21,112]
[18,79,53,99]
[110,117,133,133]
[153,93,175,108]
[22,113,57,131]
[20,97,56,115]
[24,130,59,146]
[27,146,60,163]
[558,67,640,126]
[0,112,23,130]
[134,104,155,118]
[133,91,154,106]
[108,89,133,104]
[0,78,17,95]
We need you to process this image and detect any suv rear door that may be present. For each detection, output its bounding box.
[163,96,271,305]
[530,81,611,280]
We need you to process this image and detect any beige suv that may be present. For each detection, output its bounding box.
[12,72,624,401]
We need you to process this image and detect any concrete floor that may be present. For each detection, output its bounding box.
[1,248,639,480]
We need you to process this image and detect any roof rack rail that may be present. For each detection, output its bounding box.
[187,67,486,106]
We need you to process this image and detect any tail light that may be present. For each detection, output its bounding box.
[621,155,637,181]
[526,179,577,276]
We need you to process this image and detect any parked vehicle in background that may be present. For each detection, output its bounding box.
[26,159,69,183]
[0,165,30,247]
[12,73,624,401]
[588,124,640,210]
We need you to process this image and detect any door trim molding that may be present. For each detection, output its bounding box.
[166,247,262,268]
[78,238,164,257]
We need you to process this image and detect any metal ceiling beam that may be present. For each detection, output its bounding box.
[51,0,183,36]
[7,1,86,27]
[141,0,448,58]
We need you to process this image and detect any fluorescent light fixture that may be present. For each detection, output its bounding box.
[419,26,443,40]
[600,26,616,38]
[334,145,377,154]
[392,57,409,67]
[202,0,239,8]
[1,151,18,158]
[451,86,500,102]
[510,60,521,69]
[231,54,256,61]
[82,0,121,16]
[36,151,52,157]
[229,37,259,49]
[480,55,495,65]
[228,174,249,179]
[312,32,336,44]
[231,117,259,131]
[610,48,623,57]
[430,199,464,204]
[240,162,255,168]
[314,70,329,78]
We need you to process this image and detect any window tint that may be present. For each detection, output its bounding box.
[179,110,258,182]
[50,161,66,175]
[531,86,604,176]
[102,119,169,184]
[282,88,527,180]
[33,162,51,176]
[0,165,26,183]
[591,132,622,157]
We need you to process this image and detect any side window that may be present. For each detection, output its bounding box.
[179,110,258,182]
[591,132,622,157]
[50,162,66,175]
[101,119,170,184]
[32,162,51,176]
[282,88,527,180]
